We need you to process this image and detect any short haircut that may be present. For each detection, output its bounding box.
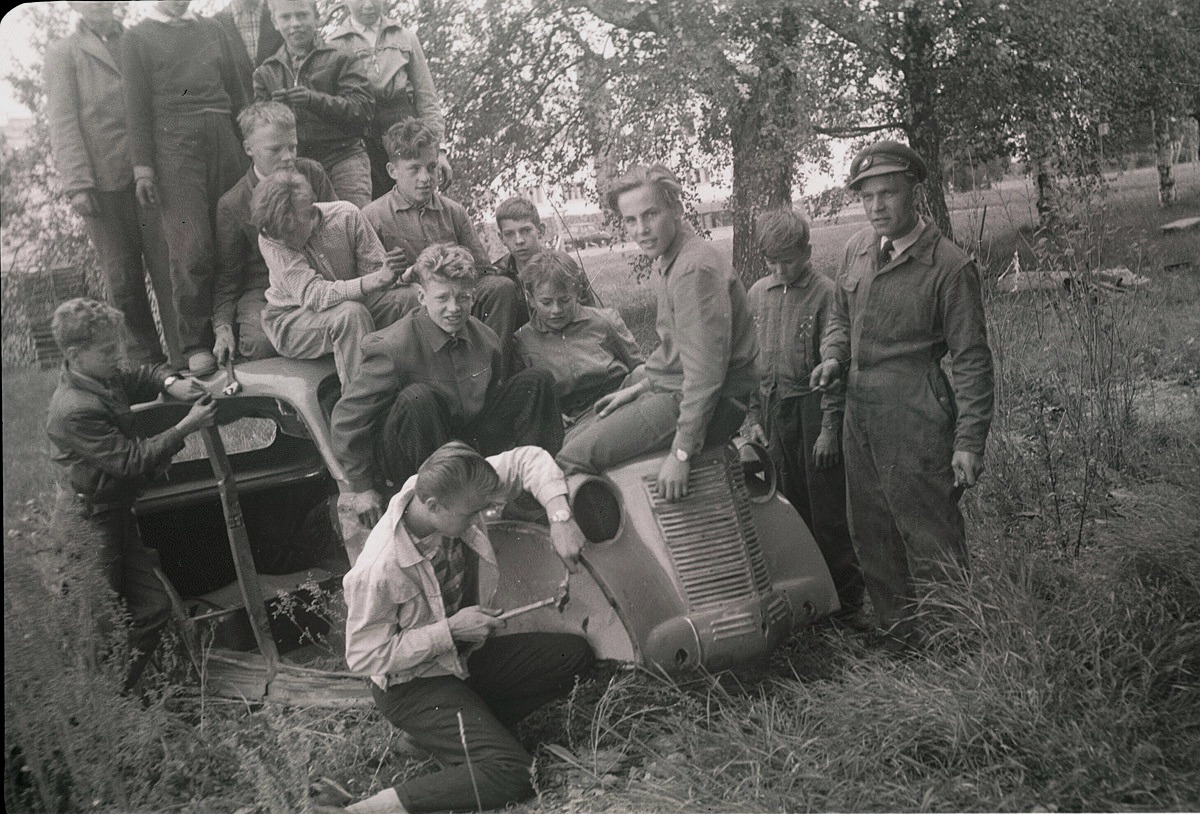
[250,170,315,240]
[519,250,587,297]
[412,243,480,287]
[494,196,541,228]
[606,163,684,215]
[414,441,502,502]
[51,297,123,353]
[756,207,811,257]
[383,117,440,161]
[237,100,296,139]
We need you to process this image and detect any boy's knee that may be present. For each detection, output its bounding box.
[328,301,374,338]
[480,750,535,807]
[238,329,278,361]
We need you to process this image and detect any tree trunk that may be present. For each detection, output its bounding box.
[901,4,953,241]
[579,51,619,225]
[727,10,799,284]
[1152,107,1178,207]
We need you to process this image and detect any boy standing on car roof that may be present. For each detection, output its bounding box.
[44,1,183,370]
[121,0,249,378]
[46,298,216,691]
[253,0,375,208]
[326,441,591,814]
[810,140,994,647]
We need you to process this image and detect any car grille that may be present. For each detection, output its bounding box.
[644,447,773,611]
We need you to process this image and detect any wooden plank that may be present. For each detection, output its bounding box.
[1160,216,1200,233]
[200,424,281,685]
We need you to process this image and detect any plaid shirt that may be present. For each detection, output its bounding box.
[261,201,391,312]
[230,0,262,62]
[413,533,468,617]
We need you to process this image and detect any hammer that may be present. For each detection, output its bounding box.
[222,357,242,396]
[498,571,570,621]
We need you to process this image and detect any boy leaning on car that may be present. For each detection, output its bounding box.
[45,298,216,692]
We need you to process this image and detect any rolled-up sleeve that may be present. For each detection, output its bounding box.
[671,263,732,454]
[488,446,569,507]
[260,235,364,311]
[343,560,455,676]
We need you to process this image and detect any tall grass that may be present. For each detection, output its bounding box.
[4,172,1199,812]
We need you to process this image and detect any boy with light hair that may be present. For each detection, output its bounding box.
[331,244,562,530]
[555,164,758,502]
[253,170,418,383]
[333,441,591,814]
[214,101,338,363]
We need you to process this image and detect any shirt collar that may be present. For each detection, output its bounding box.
[884,217,926,259]
[62,362,114,400]
[653,221,695,277]
[765,266,814,290]
[416,310,470,350]
[379,480,494,568]
[530,309,586,334]
[390,186,442,212]
[146,7,197,24]
[80,18,123,40]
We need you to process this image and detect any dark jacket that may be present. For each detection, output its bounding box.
[46,363,184,511]
[212,2,284,102]
[252,41,374,167]
[214,158,337,328]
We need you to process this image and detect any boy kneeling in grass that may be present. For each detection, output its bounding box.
[742,208,864,618]
[46,298,217,691]
[254,169,419,384]
[514,249,643,424]
[334,442,592,814]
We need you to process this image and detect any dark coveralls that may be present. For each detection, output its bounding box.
[45,363,182,689]
[822,223,993,635]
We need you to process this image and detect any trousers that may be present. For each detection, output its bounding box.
[230,287,277,361]
[322,150,373,210]
[843,363,968,636]
[372,633,593,813]
[375,368,563,492]
[262,287,420,383]
[767,393,863,611]
[556,374,749,476]
[154,112,247,354]
[83,185,181,367]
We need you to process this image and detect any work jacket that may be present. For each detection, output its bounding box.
[46,363,183,513]
[822,223,994,455]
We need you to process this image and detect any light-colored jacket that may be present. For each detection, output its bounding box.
[325,19,445,141]
[44,22,134,194]
[342,446,570,688]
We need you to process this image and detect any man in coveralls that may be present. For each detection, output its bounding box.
[810,141,994,645]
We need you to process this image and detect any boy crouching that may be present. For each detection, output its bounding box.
[45,298,217,690]
[337,442,593,814]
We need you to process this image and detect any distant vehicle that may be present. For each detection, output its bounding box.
[130,358,838,705]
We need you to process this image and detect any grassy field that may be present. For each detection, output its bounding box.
[4,166,1199,813]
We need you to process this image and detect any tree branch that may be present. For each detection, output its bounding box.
[573,0,663,34]
[813,122,905,137]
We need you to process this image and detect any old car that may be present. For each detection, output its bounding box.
[128,357,838,704]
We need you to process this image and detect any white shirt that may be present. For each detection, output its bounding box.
[882,217,926,260]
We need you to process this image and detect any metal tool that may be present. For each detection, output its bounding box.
[497,571,570,621]
[222,357,242,396]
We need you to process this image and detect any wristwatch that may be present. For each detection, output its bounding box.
[674,448,690,462]
[550,509,573,524]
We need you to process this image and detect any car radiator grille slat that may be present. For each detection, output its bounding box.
[644,447,774,611]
